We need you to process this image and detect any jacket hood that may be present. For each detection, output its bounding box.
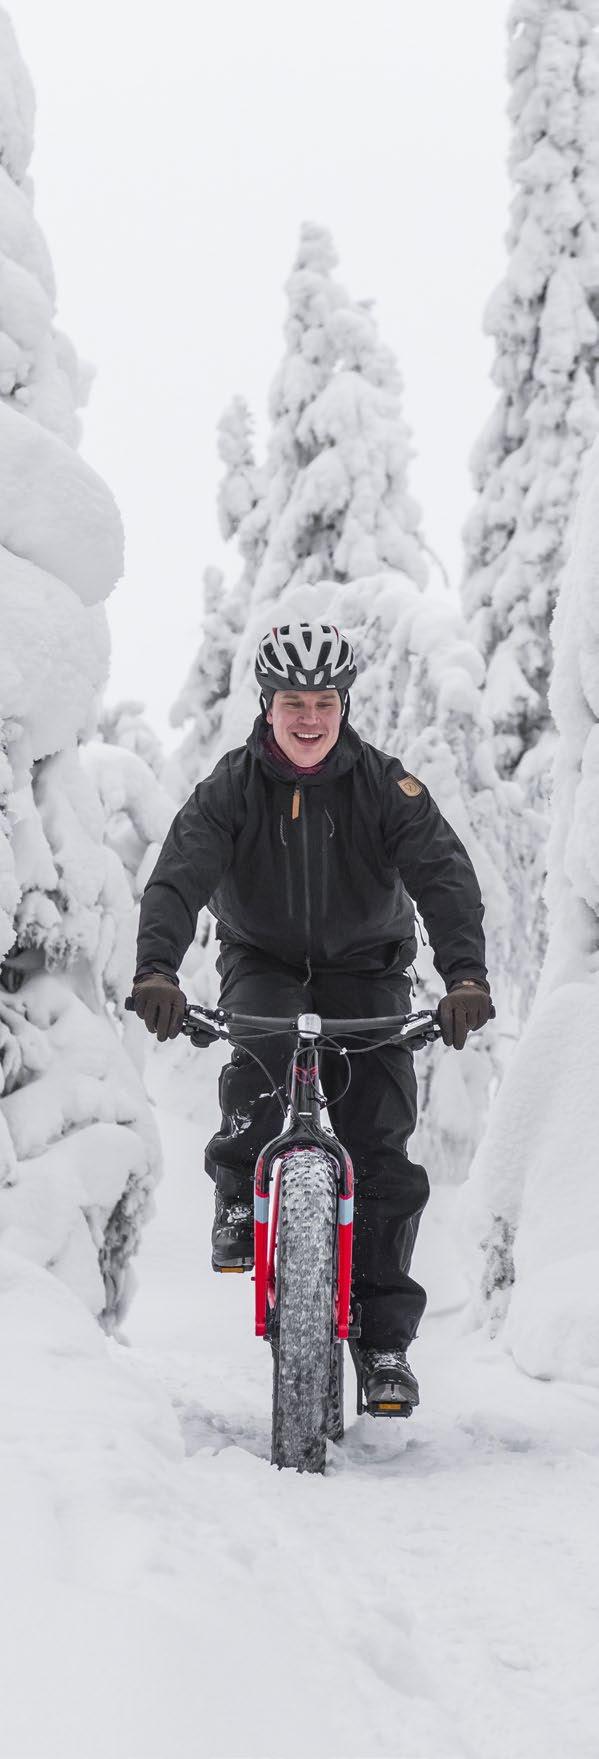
[247,715,363,786]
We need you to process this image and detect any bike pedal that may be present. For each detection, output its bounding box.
[369,1400,413,1418]
[212,1264,250,1275]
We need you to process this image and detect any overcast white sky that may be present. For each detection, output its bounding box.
[10,0,510,741]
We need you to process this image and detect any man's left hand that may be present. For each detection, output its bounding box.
[438,981,494,1051]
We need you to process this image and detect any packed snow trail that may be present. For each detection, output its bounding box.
[128,1061,599,1759]
[1,1054,598,1758]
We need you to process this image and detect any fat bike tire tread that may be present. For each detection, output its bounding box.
[327,1343,345,1443]
[271,1150,337,1473]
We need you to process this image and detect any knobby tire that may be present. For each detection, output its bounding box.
[271,1149,339,1473]
[327,1342,344,1443]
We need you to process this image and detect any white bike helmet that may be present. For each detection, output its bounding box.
[255,620,357,701]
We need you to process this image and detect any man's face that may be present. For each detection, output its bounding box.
[267,688,342,766]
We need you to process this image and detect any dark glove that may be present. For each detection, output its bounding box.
[132,973,187,1043]
[438,981,494,1051]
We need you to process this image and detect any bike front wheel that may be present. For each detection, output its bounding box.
[271,1149,338,1473]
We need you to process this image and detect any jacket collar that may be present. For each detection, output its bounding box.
[247,715,363,786]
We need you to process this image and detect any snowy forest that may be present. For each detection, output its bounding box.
[1,4,599,1757]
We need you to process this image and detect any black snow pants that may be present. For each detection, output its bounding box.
[205,944,429,1352]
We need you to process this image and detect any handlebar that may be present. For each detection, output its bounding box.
[125,995,442,1047]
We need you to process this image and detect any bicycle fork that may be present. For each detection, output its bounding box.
[253,1136,355,1340]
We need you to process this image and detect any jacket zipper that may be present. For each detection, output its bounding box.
[290,785,312,967]
[279,813,294,917]
[301,793,311,957]
[321,808,329,918]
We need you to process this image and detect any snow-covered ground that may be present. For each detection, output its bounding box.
[1,1050,599,1759]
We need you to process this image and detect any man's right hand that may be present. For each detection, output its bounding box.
[132,973,187,1042]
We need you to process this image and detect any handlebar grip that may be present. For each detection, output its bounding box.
[124,995,135,1011]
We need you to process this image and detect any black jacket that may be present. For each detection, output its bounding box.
[136,718,488,987]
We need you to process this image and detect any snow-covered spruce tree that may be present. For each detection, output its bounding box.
[82,711,178,1078]
[0,14,89,445]
[166,399,267,797]
[81,740,175,906]
[462,0,599,782]
[462,438,599,1375]
[255,222,426,603]
[84,696,175,911]
[97,699,165,778]
[0,12,160,1323]
[216,221,428,749]
[217,395,268,573]
[167,567,245,798]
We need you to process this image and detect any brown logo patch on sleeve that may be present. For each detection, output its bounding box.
[397,775,423,797]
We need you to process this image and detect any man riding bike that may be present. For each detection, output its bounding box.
[132,615,492,1416]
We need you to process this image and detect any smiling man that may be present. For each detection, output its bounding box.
[132,616,492,1415]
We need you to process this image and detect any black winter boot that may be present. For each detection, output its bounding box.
[211,1192,254,1273]
[353,1347,419,1417]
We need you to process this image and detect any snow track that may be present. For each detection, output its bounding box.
[128,1101,599,1759]
[1,1083,599,1757]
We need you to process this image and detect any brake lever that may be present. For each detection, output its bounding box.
[403,1022,442,1051]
